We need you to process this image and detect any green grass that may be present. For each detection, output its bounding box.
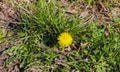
[0,27,7,44]
[1,0,120,72]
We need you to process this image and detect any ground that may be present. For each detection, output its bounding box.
[0,0,120,72]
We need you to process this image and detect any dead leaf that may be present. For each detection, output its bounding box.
[13,65,20,72]
[0,59,4,66]
[0,44,11,52]
[71,69,79,72]
[64,46,71,52]
[55,58,67,66]
[0,54,9,60]
[81,42,90,49]
[71,41,79,49]
[27,66,42,72]
[95,2,108,12]
[66,9,78,14]
[79,10,89,18]
[111,7,120,17]
[105,26,110,37]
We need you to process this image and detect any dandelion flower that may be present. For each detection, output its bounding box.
[58,32,73,50]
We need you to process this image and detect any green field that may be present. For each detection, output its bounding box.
[0,0,120,72]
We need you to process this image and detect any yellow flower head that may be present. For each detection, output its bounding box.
[58,32,73,47]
